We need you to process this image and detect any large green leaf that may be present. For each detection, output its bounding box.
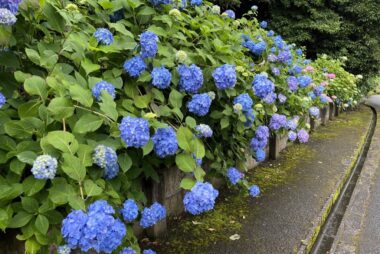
[24,76,48,100]
[35,214,49,235]
[73,114,103,134]
[48,97,75,120]
[61,153,86,182]
[175,153,196,173]
[69,85,93,107]
[41,131,79,154]
[176,126,193,152]
[84,179,102,197]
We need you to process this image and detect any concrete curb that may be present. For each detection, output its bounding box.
[296,106,376,254]
[329,106,380,253]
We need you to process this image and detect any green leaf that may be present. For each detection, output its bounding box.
[68,195,85,210]
[194,167,206,181]
[73,114,103,134]
[176,126,193,152]
[190,139,205,158]
[18,101,41,118]
[69,85,93,107]
[77,144,93,167]
[108,22,134,38]
[23,176,46,196]
[81,58,100,76]
[220,117,230,129]
[180,177,196,190]
[84,179,102,197]
[99,92,118,121]
[61,154,86,182]
[142,140,154,156]
[21,197,39,213]
[175,153,196,173]
[17,151,37,165]
[25,48,40,66]
[24,76,48,100]
[118,153,132,172]
[10,159,26,175]
[185,116,196,128]
[43,2,65,32]
[169,89,184,108]
[25,238,41,254]
[134,94,152,109]
[41,131,79,154]
[35,214,49,235]
[48,97,74,120]
[8,211,33,228]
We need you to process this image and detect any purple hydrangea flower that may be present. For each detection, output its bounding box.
[255,125,270,140]
[120,199,139,222]
[313,86,324,96]
[263,92,277,104]
[187,93,212,116]
[0,0,22,14]
[277,50,292,63]
[278,93,287,104]
[152,127,178,158]
[267,53,278,62]
[269,113,287,130]
[123,56,146,77]
[139,202,166,228]
[119,116,150,148]
[212,64,236,90]
[151,67,171,89]
[309,106,320,118]
[271,67,280,76]
[94,28,114,45]
[140,31,158,58]
[92,81,116,101]
[287,76,298,92]
[227,167,244,185]
[288,131,297,141]
[249,184,260,197]
[178,64,203,93]
[183,182,219,215]
[297,129,309,143]
[250,137,267,151]
[286,119,298,130]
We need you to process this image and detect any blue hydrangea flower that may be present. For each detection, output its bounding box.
[92,81,116,101]
[288,131,297,141]
[88,200,115,214]
[278,93,287,104]
[0,8,16,25]
[151,66,171,89]
[61,210,88,249]
[304,59,312,65]
[178,64,203,93]
[255,125,269,140]
[212,64,236,90]
[140,31,158,58]
[297,129,309,143]
[269,113,287,130]
[227,167,244,185]
[286,119,298,130]
[277,50,292,63]
[270,47,277,53]
[119,116,150,148]
[290,65,303,75]
[57,245,71,254]
[139,202,166,228]
[271,67,280,76]
[92,145,118,168]
[244,41,267,56]
[123,56,146,77]
[121,199,139,222]
[150,0,172,6]
[308,91,316,100]
[187,93,212,116]
[190,0,202,6]
[252,74,275,99]
[120,247,137,254]
[0,0,22,14]
[223,9,235,19]
[143,250,156,254]
[243,109,255,127]
[104,163,120,180]
[274,36,285,49]
[298,75,312,88]
[267,53,278,62]
[313,86,325,96]
[260,21,268,28]
[255,149,266,162]
[250,137,267,151]
[94,28,114,45]
[320,95,329,104]
[263,92,277,104]
[0,92,6,108]
[267,30,274,37]
[195,124,213,138]
[309,106,320,118]
[183,182,219,215]
[152,127,178,158]
[249,184,260,197]
[234,93,253,112]
[296,49,303,56]
[287,76,298,92]
[31,155,58,180]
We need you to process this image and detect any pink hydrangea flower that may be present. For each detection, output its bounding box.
[332,95,337,99]
[304,65,314,73]
[327,73,336,79]
[320,81,328,87]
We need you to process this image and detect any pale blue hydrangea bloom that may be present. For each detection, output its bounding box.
[120,199,139,222]
[120,247,137,254]
[227,167,244,185]
[91,81,116,101]
[94,28,114,45]
[119,116,150,148]
[183,182,219,215]
[31,155,58,179]
[0,92,6,108]
[195,124,213,138]
[0,8,16,25]
[139,202,166,228]
[57,245,71,254]
[249,184,260,197]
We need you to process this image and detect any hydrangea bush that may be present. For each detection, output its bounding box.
[0,0,361,253]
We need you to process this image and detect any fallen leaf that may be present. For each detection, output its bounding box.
[192,221,202,225]
[229,234,241,241]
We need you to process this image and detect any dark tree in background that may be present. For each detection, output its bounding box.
[212,0,380,91]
